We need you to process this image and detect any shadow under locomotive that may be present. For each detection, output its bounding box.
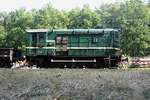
[26,55,121,68]
[0,48,121,68]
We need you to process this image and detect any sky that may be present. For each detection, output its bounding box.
[0,0,129,12]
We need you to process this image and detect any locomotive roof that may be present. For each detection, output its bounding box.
[26,29,119,33]
[26,29,49,33]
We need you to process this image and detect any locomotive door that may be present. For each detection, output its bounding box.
[32,33,38,55]
[31,33,45,55]
[56,36,68,56]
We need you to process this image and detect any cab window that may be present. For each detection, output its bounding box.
[32,34,37,41]
[39,34,44,42]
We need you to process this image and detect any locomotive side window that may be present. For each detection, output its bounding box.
[56,36,62,44]
[32,34,37,41]
[39,34,44,42]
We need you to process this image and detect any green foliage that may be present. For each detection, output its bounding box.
[0,25,6,47]
[2,8,32,48]
[0,0,150,56]
[31,4,68,29]
[119,0,150,56]
[68,5,100,28]
[6,27,26,48]
[96,0,150,56]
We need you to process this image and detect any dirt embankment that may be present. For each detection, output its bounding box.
[0,69,150,100]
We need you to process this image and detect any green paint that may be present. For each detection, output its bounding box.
[26,29,121,57]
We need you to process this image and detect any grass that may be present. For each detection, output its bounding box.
[0,68,150,100]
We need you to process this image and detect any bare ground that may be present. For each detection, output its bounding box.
[0,68,150,100]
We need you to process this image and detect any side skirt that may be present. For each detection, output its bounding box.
[26,55,121,68]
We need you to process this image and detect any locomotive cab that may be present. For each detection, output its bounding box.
[26,29,48,56]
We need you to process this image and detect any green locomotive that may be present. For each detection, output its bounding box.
[26,29,121,68]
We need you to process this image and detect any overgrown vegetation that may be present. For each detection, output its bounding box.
[0,0,150,56]
[0,69,149,100]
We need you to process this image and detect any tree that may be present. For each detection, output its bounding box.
[4,8,32,48]
[96,0,150,56]
[6,27,26,48]
[68,5,100,28]
[32,4,69,29]
[0,25,6,47]
[0,1,149,57]
[119,0,150,56]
